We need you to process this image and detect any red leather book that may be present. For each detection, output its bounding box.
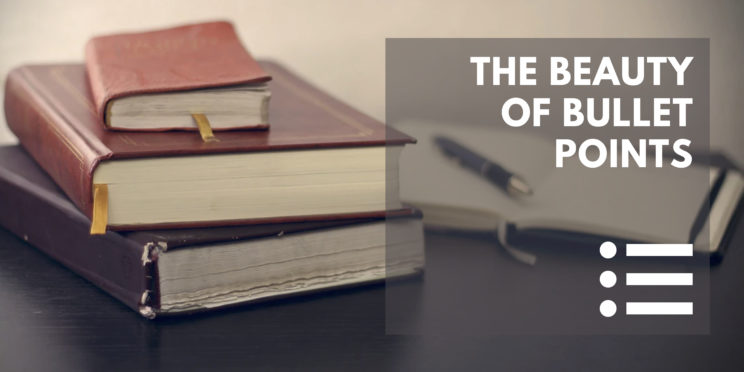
[4,61,414,231]
[85,21,272,131]
[0,145,424,318]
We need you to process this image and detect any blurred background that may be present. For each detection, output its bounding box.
[1,0,742,164]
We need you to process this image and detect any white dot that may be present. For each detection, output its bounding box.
[599,271,617,288]
[599,300,617,318]
[600,241,617,259]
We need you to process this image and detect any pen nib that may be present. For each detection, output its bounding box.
[507,176,533,197]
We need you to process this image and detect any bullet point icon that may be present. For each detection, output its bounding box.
[599,270,617,288]
[600,241,617,259]
[600,300,617,318]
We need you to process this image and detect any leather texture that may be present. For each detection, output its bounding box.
[4,61,415,227]
[0,145,420,317]
[85,21,271,127]
[0,146,147,315]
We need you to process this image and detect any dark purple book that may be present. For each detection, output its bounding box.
[0,146,424,318]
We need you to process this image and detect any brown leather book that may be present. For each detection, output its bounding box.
[0,145,424,318]
[85,21,273,131]
[4,61,414,231]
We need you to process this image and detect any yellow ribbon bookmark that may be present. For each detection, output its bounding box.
[90,184,109,235]
[192,113,219,143]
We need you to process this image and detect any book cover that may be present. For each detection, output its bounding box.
[85,21,271,129]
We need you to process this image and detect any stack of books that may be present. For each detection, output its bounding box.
[0,21,424,318]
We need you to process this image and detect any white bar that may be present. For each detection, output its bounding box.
[626,273,693,286]
[626,244,693,257]
[626,302,693,315]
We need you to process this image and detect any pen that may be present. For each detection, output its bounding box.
[433,135,533,197]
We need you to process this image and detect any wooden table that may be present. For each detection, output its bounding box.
[1,219,743,371]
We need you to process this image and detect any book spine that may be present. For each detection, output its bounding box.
[4,66,104,216]
[0,160,153,317]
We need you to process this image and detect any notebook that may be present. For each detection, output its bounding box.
[396,120,744,255]
[85,21,272,131]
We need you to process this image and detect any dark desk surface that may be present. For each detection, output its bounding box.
[2,216,744,371]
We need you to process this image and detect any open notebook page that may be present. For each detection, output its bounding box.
[396,120,714,247]
[396,120,554,231]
